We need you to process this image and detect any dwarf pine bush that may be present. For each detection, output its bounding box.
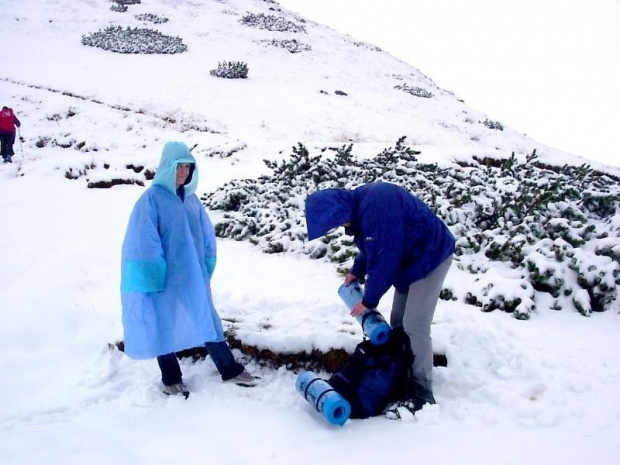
[258,39,312,53]
[483,118,504,130]
[202,139,620,319]
[81,26,187,54]
[240,12,306,33]
[110,0,140,10]
[210,61,249,79]
[135,13,169,24]
[394,83,434,98]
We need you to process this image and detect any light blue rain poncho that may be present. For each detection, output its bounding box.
[121,141,224,360]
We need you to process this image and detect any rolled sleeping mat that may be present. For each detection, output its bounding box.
[338,282,391,345]
[295,370,351,426]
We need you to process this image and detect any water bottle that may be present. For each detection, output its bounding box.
[295,371,351,426]
[338,282,391,345]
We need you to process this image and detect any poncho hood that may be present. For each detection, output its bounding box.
[152,141,198,195]
[305,188,354,240]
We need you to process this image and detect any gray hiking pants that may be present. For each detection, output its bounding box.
[391,255,453,394]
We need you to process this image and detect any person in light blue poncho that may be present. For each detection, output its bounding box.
[121,141,259,397]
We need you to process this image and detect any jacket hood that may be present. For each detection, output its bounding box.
[305,188,354,240]
[152,141,198,195]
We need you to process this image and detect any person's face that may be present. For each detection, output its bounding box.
[176,163,191,187]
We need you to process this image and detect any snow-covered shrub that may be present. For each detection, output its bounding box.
[35,137,51,148]
[202,139,620,318]
[395,83,434,98]
[210,61,249,79]
[65,163,95,180]
[483,118,504,131]
[257,38,311,53]
[240,12,306,33]
[87,177,144,188]
[135,13,169,24]
[462,273,536,320]
[204,138,417,272]
[110,0,140,11]
[81,26,187,54]
[65,161,153,186]
[352,41,382,52]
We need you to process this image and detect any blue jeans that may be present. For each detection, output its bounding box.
[157,341,245,386]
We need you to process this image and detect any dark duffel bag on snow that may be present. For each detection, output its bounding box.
[328,327,414,419]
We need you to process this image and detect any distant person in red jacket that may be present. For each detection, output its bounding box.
[0,106,22,163]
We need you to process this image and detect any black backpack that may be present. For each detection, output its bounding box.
[328,327,414,419]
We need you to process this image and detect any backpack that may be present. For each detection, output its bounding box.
[0,108,15,132]
[328,327,414,419]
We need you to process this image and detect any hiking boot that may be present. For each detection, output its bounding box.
[385,392,436,420]
[162,382,190,399]
[226,370,260,387]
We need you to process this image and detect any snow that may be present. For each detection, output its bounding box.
[277,0,620,168]
[1,1,619,464]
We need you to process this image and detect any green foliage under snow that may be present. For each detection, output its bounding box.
[257,38,312,53]
[81,25,187,54]
[240,12,306,33]
[394,83,434,98]
[483,118,504,131]
[135,13,169,24]
[202,138,620,319]
[110,0,140,13]
[210,61,249,79]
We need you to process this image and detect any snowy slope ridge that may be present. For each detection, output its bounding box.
[1,1,619,464]
[3,0,617,170]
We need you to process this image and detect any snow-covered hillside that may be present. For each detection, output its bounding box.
[5,0,616,167]
[1,1,619,464]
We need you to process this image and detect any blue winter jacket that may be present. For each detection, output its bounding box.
[120,141,224,359]
[305,182,455,308]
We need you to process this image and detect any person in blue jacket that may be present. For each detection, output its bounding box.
[121,141,259,398]
[305,182,455,418]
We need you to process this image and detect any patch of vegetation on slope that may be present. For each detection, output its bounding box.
[203,137,620,320]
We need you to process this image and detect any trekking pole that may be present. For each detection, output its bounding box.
[18,127,24,158]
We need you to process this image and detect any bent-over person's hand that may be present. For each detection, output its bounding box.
[344,273,358,286]
[350,301,367,317]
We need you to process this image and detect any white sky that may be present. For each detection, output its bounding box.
[279,0,620,167]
